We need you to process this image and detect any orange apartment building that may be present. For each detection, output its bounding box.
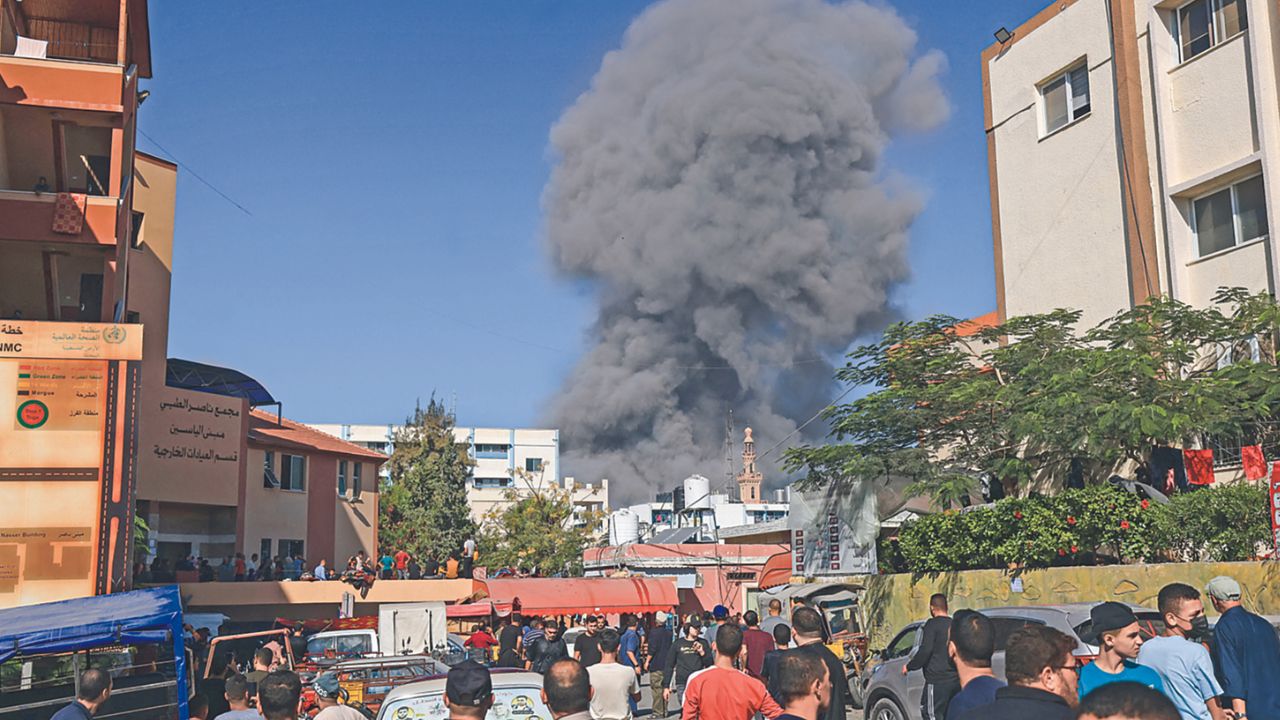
[0,0,382,609]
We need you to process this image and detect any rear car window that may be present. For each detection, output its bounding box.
[379,685,550,720]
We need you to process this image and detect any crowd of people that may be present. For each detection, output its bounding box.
[907,576,1280,720]
[131,540,482,589]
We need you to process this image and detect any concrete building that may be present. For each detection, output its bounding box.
[985,0,1279,329]
[308,422,611,527]
[583,543,787,615]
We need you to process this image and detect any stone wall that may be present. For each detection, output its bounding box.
[850,560,1280,648]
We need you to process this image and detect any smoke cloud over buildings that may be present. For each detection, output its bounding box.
[543,0,949,502]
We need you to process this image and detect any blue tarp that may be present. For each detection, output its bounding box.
[0,586,189,718]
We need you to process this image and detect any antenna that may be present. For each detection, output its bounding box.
[725,408,737,501]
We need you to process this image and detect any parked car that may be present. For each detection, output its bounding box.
[304,655,448,717]
[861,603,1163,720]
[376,670,548,720]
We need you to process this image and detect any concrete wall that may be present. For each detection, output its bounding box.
[857,560,1280,647]
[988,0,1134,327]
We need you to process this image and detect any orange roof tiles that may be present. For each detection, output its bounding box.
[954,311,999,338]
[247,409,388,461]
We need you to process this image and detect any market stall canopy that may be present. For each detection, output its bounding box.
[0,585,186,663]
[479,577,677,615]
[446,601,515,619]
[758,551,793,590]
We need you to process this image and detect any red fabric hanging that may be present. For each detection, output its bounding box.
[1242,445,1267,480]
[1184,448,1216,486]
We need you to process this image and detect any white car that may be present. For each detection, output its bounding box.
[377,670,550,720]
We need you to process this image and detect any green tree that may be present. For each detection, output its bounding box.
[378,397,478,560]
[478,470,602,576]
[785,288,1280,506]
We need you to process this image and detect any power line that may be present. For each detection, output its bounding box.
[137,129,253,217]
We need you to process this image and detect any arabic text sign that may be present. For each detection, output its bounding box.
[0,321,143,361]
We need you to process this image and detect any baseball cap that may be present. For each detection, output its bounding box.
[313,673,341,699]
[712,605,729,619]
[654,611,668,624]
[1090,602,1137,635]
[1206,576,1242,601]
[446,660,493,707]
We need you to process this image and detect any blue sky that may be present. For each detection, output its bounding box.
[141,1,1048,428]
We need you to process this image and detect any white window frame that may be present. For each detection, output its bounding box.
[1174,0,1247,64]
[1190,173,1268,258]
[1038,60,1090,137]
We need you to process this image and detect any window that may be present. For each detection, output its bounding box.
[1041,61,1090,135]
[352,462,363,499]
[280,454,306,491]
[259,538,272,562]
[131,212,145,248]
[279,539,304,558]
[263,451,279,488]
[474,444,510,459]
[883,626,920,660]
[1178,0,1247,62]
[338,460,348,496]
[473,477,513,489]
[525,457,543,472]
[1193,174,1268,256]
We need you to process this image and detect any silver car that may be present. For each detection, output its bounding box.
[377,670,549,720]
[861,603,1163,720]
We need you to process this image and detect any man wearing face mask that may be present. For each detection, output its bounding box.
[955,624,1080,720]
[1137,583,1227,720]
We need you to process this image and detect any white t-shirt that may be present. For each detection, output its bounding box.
[315,704,368,720]
[588,662,640,720]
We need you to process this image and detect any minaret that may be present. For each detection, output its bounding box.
[736,427,763,503]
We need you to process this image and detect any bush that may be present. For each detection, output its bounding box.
[895,482,1268,574]
[1151,483,1271,562]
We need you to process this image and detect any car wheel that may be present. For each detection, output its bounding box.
[868,697,905,720]
[846,672,865,710]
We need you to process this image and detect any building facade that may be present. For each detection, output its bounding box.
[985,0,1279,328]
[308,422,610,526]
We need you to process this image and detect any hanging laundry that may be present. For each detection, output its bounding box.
[51,192,87,235]
[1183,448,1215,486]
[1241,445,1267,481]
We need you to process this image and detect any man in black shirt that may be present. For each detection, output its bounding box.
[661,617,712,710]
[905,593,959,720]
[956,625,1078,720]
[529,621,570,674]
[574,615,603,667]
[497,617,523,667]
[788,607,846,720]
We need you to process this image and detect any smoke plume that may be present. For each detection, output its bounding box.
[543,0,948,503]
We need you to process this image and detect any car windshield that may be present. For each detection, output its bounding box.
[380,684,550,720]
[308,634,373,657]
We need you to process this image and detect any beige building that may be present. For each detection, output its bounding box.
[309,422,611,527]
[985,0,1278,329]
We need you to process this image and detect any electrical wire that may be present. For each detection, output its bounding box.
[137,129,254,216]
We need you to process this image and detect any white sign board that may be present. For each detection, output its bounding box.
[788,480,878,576]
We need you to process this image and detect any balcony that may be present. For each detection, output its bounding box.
[0,0,151,111]
[0,238,115,322]
[0,103,121,246]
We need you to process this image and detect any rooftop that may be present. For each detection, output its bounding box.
[248,410,389,461]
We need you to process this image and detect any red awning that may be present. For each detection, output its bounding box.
[758,552,793,590]
[446,602,515,619]
[479,577,677,616]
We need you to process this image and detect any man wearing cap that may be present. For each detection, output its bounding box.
[647,612,675,718]
[705,606,729,652]
[1077,603,1164,699]
[446,660,495,720]
[1205,575,1280,720]
[312,673,364,720]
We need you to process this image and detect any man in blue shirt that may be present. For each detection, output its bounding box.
[618,616,642,715]
[1078,602,1164,699]
[945,610,1005,720]
[1205,575,1280,720]
[1137,583,1225,720]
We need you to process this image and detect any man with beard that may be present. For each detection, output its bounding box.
[773,652,830,720]
[956,625,1079,720]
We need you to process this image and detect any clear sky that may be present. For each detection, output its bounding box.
[141,0,1050,428]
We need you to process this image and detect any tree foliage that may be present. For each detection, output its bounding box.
[478,471,602,577]
[378,397,477,560]
[784,288,1280,505]
[895,483,1268,573]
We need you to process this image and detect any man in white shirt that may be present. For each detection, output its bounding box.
[587,628,641,720]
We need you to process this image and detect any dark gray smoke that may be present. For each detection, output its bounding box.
[543,0,949,504]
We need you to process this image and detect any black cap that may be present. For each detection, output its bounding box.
[446,660,492,707]
[1090,602,1137,635]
